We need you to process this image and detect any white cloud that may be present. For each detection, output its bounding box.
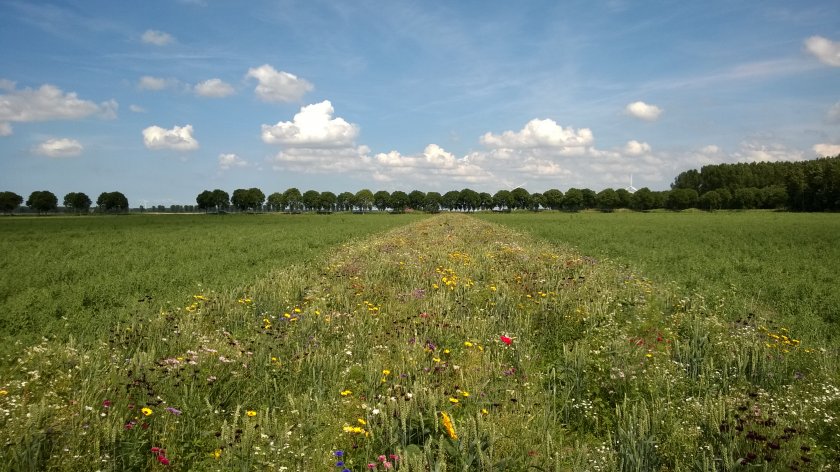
[138,76,175,91]
[261,100,358,147]
[246,64,313,103]
[805,36,840,67]
[733,141,804,163]
[142,29,174,46]
[814,143,840,157]
[270,146,372,173]
[826,101,840,124]
[0,122,11,136]
[218,153,247,169]
[624,140,652,156]
[33,138,83,157]
[194,78,235,98]
[129,104,146,113]
[625,101,663,121]
[480,119,594,150]
[0,83,116,123]
[0,79,14,91]
[142,124,199,151]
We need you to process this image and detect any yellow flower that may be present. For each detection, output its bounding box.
[441,412,458,440]
[211,449,222,460]
[246,410,257,417]
[464,341,473,348]
[645,353,653,359]
[460,391,470,397]
[481,408,489,415]
[141,407,153,416]
[357,418,367,425]
[382,369,390,376]
[0,390,8,396]
[449,397,459,404]
[340,389,353,396]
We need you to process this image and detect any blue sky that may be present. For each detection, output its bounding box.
[1,0,838,206]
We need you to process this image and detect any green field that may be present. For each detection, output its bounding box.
[480,210,840,343]
[0,213,428,350]
[1,212,838,470]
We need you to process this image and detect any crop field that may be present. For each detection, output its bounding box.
[1,212,839,470]
[0,213,428,351]
[479,211,840,344]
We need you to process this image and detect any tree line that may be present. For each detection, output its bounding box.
[671,155,840,211]
[0,190,128,215]
[4,155,838,216]
[193,186,683,213]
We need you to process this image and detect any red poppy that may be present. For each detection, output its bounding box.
[500,335,512,346]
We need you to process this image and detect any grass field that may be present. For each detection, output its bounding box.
[479,210,840,344]
[0,212,838,470]
[0,213,428,350]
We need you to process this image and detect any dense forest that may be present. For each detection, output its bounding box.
[3,156,839,215]
[671,155,840,211]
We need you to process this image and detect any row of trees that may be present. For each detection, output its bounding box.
[193,186,691,213]
[672,155,840,211]
[0,190,128,214]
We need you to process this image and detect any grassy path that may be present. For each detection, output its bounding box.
[1,214,837,470]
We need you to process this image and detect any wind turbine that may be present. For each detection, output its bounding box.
[625,174,637,193]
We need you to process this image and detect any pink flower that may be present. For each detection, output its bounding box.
[383,461,393,469]
[378,455,387,462]
[157,455,170,465]
[102,400,112,408]
[500,335,512,346]
[367,463,377,469]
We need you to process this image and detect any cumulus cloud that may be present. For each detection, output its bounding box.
[624,140,652,156]
[142,29,174,46]
[270,146,372,173]
[218,153,247,169]
[625,101,663,121]
[33,138,83,157]
[814,143,840,157]
[0,83,116,126]
[138,76,175,91]
[805,36,840,67]
[261,100,358,147]
[246,64,313,102]
[480,119,594,151]
[142,124,199,151]
[129,104,146,113]
[733,141,804,163]
[194,78,235,98]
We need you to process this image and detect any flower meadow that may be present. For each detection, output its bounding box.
[1,214,838,470]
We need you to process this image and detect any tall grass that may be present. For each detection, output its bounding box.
[1,214,836,470]
[0,213,427,351]
[478,210,840,342]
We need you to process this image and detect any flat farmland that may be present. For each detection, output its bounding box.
[0,212,838,470]
[0,213,428,349]
[479,210,840,343]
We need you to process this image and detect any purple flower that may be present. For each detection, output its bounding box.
[165,407,182,416]
[336,461,345,467]
[334,450,344,457]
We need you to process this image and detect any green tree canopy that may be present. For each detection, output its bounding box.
[595,188,620,211]
[96,191,128,212]
[373,190,391,211]
[542,189,564,210]
[302,190,321,211]
[354,189,374,212]
[0,191,24,214]
[27,190,58,214]
[63,192,92,214]
[407,190,426,210]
